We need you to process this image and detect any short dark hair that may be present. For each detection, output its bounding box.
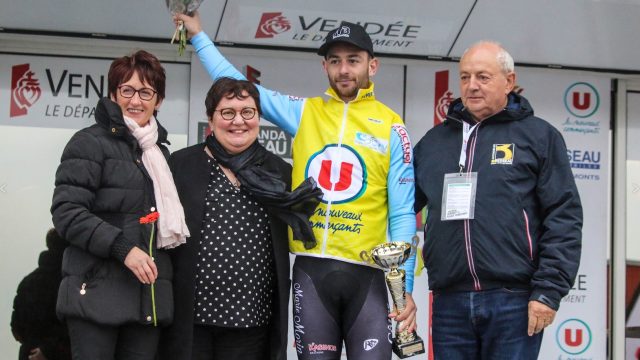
[46,228,67,253]
[108,50,166,101]
[205,77,261,118]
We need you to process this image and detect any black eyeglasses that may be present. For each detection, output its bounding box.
[214,107,258,121]
[118,85,157,101]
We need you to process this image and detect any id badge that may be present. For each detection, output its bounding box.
[441,172,478,221]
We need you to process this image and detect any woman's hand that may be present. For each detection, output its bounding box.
[174,11,202,40]
[124,247,158,284]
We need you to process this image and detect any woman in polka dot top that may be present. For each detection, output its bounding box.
[160,78,294,360]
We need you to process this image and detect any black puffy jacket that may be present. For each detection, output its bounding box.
[414,93,582,310]
[51,97,173,326]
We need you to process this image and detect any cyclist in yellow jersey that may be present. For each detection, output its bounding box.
[174,12,418,360]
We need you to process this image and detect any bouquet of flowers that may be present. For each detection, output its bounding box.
[166,0,204,56]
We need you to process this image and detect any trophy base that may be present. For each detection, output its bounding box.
[392,335,425,358]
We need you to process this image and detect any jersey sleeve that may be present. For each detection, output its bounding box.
[191,32,304,136]
[387,124,417,293]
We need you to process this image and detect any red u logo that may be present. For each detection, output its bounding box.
[572,92,591,110]
[564,328,583,347]
[318,160,353,191]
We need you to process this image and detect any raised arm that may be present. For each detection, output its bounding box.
[175,12,304,136]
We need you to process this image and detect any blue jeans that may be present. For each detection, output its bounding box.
[432,288,543,360]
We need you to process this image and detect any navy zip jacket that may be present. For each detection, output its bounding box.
[413,93,582,310]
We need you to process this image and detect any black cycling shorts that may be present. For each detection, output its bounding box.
[292,256,392,360]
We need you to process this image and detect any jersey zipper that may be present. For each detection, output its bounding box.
[320,102,350,255]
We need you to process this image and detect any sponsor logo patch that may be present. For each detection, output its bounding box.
[332,25,351,39]
[293,283,305,354]
[306,144,366,204]
[308,342,338,354]
[354,132,388,154]
[399,177,414,184]
[392,124,412,163]
[363,338,379,351]
[491,144,515,165]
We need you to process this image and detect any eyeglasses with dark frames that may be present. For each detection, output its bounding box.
[214,107,258,121]
[118,85,157,101]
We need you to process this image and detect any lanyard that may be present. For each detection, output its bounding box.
[459,122,479,171]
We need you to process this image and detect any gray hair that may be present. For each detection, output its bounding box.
[462,41,514,74]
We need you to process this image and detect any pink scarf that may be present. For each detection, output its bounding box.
[124,116,189,249]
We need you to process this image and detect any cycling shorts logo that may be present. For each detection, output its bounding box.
[363,338,379,351]
[306,144,366,204]
[308,342,338,354]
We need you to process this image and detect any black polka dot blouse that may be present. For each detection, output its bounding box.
[193,158,275,328]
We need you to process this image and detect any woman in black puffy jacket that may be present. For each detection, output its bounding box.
[51,50,189,360]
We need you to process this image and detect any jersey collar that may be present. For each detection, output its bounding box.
[325,82,376,103]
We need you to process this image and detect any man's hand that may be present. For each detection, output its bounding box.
[174,11,202,40]
[527,300,556,336]
[389,293,418,333]
[124,247,158,284]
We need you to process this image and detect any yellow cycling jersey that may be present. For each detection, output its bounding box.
[289,83,404,263]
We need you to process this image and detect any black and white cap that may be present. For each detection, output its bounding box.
[317,22,374,57]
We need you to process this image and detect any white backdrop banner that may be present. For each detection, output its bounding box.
[215,0,477,57]
[1,54,189,134]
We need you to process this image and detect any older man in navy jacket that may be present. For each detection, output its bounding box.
[413,41,582,359]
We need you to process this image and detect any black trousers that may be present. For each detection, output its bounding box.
[66,317,160,360]
[192,324,269,360]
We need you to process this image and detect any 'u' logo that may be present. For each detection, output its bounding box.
[318,160,353,191]
[564,328,583,347]
[572,92,591,110]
